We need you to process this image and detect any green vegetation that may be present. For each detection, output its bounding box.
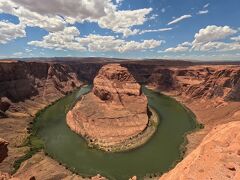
[12,135,44,173]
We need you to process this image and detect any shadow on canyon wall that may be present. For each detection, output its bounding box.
[1,58,240,118]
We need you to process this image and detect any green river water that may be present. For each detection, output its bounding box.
[32,85,198,179]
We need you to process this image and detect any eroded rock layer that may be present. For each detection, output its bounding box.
[160,121,240,180]
[66,64,149,151]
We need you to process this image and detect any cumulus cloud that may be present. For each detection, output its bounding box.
[193,41,240,52]
[231,36,240,42]
[0,1,65,32]
[165,25,239,53]
[167,15,192,25]
[164,25,240,52]
[29,27,86,51]
[98,8,152,37]
[29,27,163,52]
[193,25,237,45]
[0,21,26,44]
[164,42,190,52]
[12,0,114,22]
[0,0,152,37]
[118,39,163,52]
[139,28,173,35]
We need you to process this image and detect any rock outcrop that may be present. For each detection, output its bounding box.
[0,138,8,163]
[66,64,151,151]
[160,121,240,180]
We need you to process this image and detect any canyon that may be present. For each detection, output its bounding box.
[66,64,154,152]
[0,58,240,179]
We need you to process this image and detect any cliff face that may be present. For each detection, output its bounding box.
[0,61,103,118]
[1,59,240,179]
[128,64,240,102]
[0,61,82,99]
[66,64,149,151]
[182,66,240,101]
[160,121,240,180]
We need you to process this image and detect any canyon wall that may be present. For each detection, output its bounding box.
[1,59,240,179]
[0,61,102,117]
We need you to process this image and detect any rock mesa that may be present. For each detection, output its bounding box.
[66,64,150,151]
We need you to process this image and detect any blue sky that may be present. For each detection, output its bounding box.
[0,0,239,60]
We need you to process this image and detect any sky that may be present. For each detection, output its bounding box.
[0,0,240,61]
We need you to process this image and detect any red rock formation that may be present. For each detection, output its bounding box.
[0,138,8,163]
[0,61,85,118]
[160,121,240,180]
[66,64,149,151]
[182,66,240,101]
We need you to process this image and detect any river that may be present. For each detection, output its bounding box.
[32,85,198,179]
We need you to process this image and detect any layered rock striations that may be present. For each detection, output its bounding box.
[1,59,240,179]
[66,64,155,152]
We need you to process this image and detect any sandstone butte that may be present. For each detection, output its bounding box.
[66,64,157,152]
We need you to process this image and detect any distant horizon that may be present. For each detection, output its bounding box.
[0,56,240,63]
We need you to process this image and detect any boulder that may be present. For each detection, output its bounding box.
[0,138,8,163]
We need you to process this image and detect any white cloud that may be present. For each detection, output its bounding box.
[29,27,163,52]
[164,42,190,53]
[29,27,86,51]
[0,1,65,32]
[0,21,26,44]
[118,39,163,52]
[231,36,240,42]
[161,8,166,13]
[98,8,152,37]
[12,0,114,22]
[165,25,239,53]
[193,41,240,52]
[193,25,237,45]
[167,15,192,25]
[25,48,32,52]
[197,10,208,15]
[1,0,152,37]
[116,0,124,5]
[181,41,192,46]
[13,52,23,57]
[139,28,173,34]
[203,3,210,8]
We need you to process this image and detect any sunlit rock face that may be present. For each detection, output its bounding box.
[66,64,149,151]
[160,121,240,180]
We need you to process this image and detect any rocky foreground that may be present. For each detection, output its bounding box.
[160,121,240,180]
[66,64,156,152]
[0,138,8,163]
[0,59,240,179]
